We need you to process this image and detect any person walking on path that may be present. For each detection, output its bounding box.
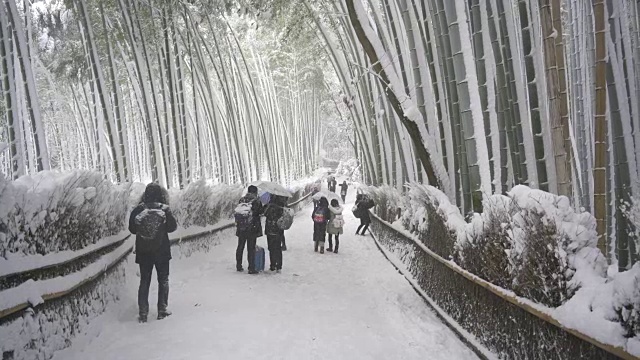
[328,176,337,192]
[235,185,264,274]
[264,196,286,271]
[312,197,332,253]
[327,199,344,253]
[129,183,178,323]
[339,181,348,202]
[355,194,375,235]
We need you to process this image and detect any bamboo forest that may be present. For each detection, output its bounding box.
[2,0,640,359]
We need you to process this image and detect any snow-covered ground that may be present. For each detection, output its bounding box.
[52,181,478,360]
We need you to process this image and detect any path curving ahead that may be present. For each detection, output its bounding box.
[53,183,478,360]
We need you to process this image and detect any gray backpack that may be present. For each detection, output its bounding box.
[135,204,166,253]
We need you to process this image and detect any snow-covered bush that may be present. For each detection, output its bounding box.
[508,186,607,307]
[0,171,130,259]
[400,184,463,259]
[169,180,243,228]
[456,195,515,289]
[611,264,640,338]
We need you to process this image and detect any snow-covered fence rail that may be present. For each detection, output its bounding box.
[0,220,237,360]
[369,213,635,360]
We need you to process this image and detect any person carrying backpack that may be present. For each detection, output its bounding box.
[129,183,177,323]
[327,199,344,253]
[312,197,332,253]
[264,196,288,272]
[235,185,264,274]
[339,181,348,202]
[355,194,375,235]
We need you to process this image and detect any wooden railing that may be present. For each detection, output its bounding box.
[0,225,234,323]
[369,212,634,360]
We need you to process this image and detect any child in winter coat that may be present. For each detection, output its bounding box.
[327,199,344,253]
[312,197,332,254]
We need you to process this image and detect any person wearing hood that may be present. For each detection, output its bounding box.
[326,199,344,253]
[129,183,177,323]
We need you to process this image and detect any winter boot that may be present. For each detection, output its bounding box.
[236,265,244,272]
[326,246,333,252]
[334,249,338,254]
[138,314,147,323]
[157,310,172,320]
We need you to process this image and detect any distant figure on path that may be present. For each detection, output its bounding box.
[312,197,331,253]
[339,181,348,202]
[328,176,337,193]
[129,183,177,323]
[235,185,264,274]
[355,194,375,235]
[327,199,344,253]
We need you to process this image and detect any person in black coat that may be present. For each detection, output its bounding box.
[129,183,177,323]
[355,194,375,235]
[339,181,349,202]
[236,185,264,274]
[264,196,286,271]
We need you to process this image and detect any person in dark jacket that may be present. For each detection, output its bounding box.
[328,176,337,193]
[264,196,286,271]
[129,183,177,323]
[355,194,375,235]
[339,181,348,202]
[236,185,263,274]
[312,197,332,253]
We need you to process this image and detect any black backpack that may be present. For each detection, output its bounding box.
[135,204,167,253]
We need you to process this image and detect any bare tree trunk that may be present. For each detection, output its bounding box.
[345,0,441,188]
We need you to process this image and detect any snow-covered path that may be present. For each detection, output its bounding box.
[53,183,478,360]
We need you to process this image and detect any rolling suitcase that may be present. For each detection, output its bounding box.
[254,245,265,272]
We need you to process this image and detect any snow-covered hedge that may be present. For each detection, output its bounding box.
[0,171,131,260]
[364,183,607,307]
[456,186,608,307]
[169,180,243,228]
[364,183,640,353]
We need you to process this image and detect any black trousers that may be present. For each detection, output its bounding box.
[281,233,287,249]
[341,194,346,202]
[236,235,257,271]
[328,234,340,250]
[357,219,370,234]
[138,259,170,316]
[314,231,326,251]
[267,234,283,269]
